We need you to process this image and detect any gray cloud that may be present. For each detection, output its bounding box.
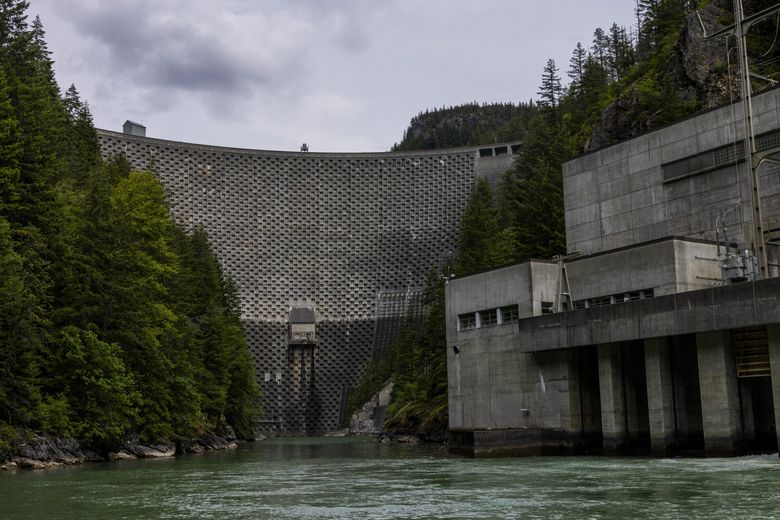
[31,0,638,151]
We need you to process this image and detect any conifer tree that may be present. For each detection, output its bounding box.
[567,42,587,87]
[537,59,562,112]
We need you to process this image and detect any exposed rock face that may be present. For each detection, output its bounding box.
[11,433,102,468]
[349,381,394,435]
[1,429,245,471]
[586,2,732,152]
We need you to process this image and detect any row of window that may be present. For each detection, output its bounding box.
[458,289,657,329]
[458,304,520,331]
[572,288,655,310]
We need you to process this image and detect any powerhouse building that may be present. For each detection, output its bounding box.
[446,87,780,457]
[97,128,517,434]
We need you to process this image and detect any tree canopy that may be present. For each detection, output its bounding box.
[0,0,260,455]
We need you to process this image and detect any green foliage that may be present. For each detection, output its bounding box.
[0,216,41,426]
[37,393,73,439]
[383,273,449,438]
[394,101,535,151]
[457,178,501,274]
[0,1,260,451]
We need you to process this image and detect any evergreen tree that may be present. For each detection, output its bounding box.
[567,42,587,87]
[537,59,562,112]
[456,178,500,274]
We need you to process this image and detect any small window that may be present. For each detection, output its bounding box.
[573,300,587,310]
[541,301,555,314]
[458,313,477,330]
[500,305,519,323]
[642,288,655,299]
[479,148,493,158]
[479,309,498,327]
[624,291,641,301]
[590,296,611,307]
[494,146,508,156]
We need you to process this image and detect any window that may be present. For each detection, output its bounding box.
[624,290,641,301]
[500,305,519,323]
[541,301,555,314]
[458,312,477,330]
[480,309,498,327]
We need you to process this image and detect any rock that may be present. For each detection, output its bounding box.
[585,2,733,152]
[123,443,176,458]
[0,461,17,471]
[107,450,136,461]
[324,429,349,437]
[14,432,100,466]
[349,381,394,435]
[12,457,58,470]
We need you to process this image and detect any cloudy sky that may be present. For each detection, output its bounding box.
[31,0,637,152]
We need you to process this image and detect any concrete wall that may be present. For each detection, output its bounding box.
[444,262,559,341]
[448,320,580,433]
[97,129,518,434]
[565,238,721,301]
[446,262,579,437]
[564,88,780,257]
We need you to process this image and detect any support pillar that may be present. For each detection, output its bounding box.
[767,324,780,454]
[696,331,743,456]
[644,337,678,457]
[598,343,626,454]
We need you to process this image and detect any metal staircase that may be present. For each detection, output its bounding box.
[734,326,770,378]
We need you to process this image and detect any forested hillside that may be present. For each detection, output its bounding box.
[361,0,780,438]
[392,102,535,151]
[0,0,259,457]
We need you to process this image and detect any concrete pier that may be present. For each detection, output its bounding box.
[598,343,627,454]
[644,338,678,457]
[696,331,742,456]
[768,324,780,452]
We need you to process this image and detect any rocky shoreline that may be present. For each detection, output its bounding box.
[0,430,255,471]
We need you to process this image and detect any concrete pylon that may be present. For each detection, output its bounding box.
[696,331,743,456]
[767,324,780,455]
[644,338,678,457]
[598,343,627,455]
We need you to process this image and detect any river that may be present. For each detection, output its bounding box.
[1,437,779,519]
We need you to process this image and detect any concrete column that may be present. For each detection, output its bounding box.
[598,343,626,454]
[644,338,678,457]
[696,331,743,456]
[739,379,756,446]
[767,324,780,454]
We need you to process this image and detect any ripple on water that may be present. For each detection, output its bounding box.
[2,440,780,519]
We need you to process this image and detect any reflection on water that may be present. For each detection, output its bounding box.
[1,437,780,519]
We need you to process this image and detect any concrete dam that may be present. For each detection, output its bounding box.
[97,127,517,434]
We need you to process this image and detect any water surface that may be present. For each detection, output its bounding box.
[1,437,779,519]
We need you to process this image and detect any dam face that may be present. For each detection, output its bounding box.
[98,129,516,433]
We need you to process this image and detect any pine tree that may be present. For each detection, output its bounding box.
[456,177,501,274]
[537,59,563,111]
[568,42,587,87]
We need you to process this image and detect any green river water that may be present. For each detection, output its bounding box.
[1,437,779,519]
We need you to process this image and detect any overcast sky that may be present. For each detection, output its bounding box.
[31,0,637,152]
